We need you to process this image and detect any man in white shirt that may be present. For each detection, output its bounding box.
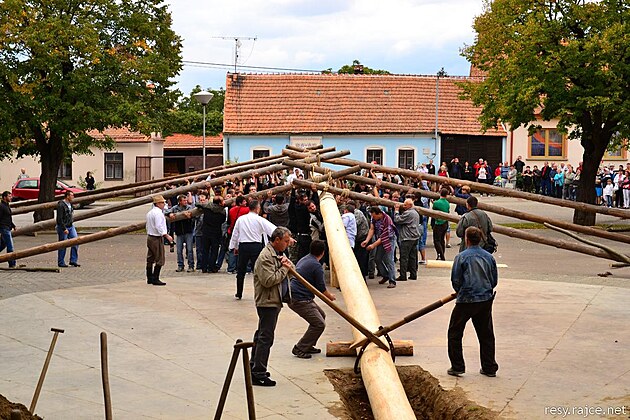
[229,200,277,299]
[286,168,301,185]
[146,195,174,286]
[341,205,357,248]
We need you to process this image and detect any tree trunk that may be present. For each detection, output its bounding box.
[34,136,63,222]
[573,131,609,226]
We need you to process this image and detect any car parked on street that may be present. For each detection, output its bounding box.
[11,177,92,207]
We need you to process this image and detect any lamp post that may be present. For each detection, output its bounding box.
[193,90,214,169]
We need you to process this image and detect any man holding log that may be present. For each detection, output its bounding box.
[393,199,420,281]
[288,239,336,359]
[229,200,277,300]
[251,227,294,386]
[447,226,499,378]
[146,195,173,286]
[362,206,397,289]
[455,196,494,253]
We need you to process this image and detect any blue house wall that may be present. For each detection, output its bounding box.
[224,134,440,168]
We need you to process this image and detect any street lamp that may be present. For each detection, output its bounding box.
[193,90,214,170]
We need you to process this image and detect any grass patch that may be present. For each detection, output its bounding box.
[497,222,546,229]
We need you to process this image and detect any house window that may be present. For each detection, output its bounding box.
[252,149,270,160]
[398,149,415,169]
[529,129,566,158]
[366,148,383,165]
[105,153,123,180]
[57,161,72,179]
[604,140,628,160]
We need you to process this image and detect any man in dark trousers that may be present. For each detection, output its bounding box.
[394,199,420,281]
[288,240,336,359]
[447,226,499,378]
[251,227,294,386]
[196,195,226,273]
[0,191,17,268]
[166,194,195,272]
[229,200,277,300]
[56,191,79,267]
[289,185,319,261]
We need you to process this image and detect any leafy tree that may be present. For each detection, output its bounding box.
[323,60,390,75]
[0,0,182,221]
[461,0,630,226]
[163,86,224,136]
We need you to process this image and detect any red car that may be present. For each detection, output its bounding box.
[12,177,89,205]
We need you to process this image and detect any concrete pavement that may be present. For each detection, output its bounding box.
[0,271,628,419]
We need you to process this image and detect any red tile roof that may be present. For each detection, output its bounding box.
[163,133,223,149]
[88,127,152,143]
[224,73,505,137]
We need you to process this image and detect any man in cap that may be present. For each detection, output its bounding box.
[146,195,174,286]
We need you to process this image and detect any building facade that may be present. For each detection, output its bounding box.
[223,73,506,168]
[0,128,164,192]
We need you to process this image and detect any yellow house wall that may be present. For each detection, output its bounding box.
[507,119,628,168]
[0,140,164,192]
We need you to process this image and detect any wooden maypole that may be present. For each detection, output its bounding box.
[317,189,416,420]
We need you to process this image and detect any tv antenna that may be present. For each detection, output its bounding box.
[212,36,258,73]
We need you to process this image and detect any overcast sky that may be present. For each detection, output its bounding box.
[166,0,485,93]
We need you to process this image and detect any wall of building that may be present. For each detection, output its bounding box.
[508,119,629,168]
[224,134,438,168]
[0,140,164,192]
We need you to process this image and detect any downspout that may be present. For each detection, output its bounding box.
[434,68,447,161]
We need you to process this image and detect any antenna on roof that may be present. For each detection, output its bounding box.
[212,36,258,73]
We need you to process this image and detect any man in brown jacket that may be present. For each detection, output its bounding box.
[251,226,294,386]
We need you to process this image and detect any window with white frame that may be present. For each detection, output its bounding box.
[252,149,270,160]
[398,149,415,169]
[366,148,383,165]
[105,153,123,180]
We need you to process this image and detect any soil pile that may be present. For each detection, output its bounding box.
[325,366,497,419]
[0,394,42,420]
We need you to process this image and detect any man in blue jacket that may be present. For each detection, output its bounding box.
[447,226,498,378]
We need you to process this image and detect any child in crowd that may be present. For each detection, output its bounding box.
[602,179,614,207]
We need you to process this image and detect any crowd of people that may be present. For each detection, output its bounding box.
[419,157,630,208]
[142,165,501,384]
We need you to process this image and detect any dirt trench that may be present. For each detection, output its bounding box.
[325,366,497,420]
[0,394,41,420]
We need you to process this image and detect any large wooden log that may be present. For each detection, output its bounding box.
[12,151,353,237]
[317,189,416,419]
[284,161,630,246]
[326,340,414,357]
[10,152,288,209]
[283,149,630,220]
[292,179,630,264]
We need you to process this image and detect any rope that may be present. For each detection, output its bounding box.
[341,189,351,199]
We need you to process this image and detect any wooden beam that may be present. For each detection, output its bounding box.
[10,152,288,209]
[317,188,416,419]
[295,166,630,246]
[327,340,414,357]
[283,149,630,220]
[13,151,352,237]
[291,179,630,264]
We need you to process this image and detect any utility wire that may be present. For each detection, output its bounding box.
[182,60,323,73]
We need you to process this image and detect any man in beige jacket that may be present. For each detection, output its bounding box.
[251,226,294,386]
